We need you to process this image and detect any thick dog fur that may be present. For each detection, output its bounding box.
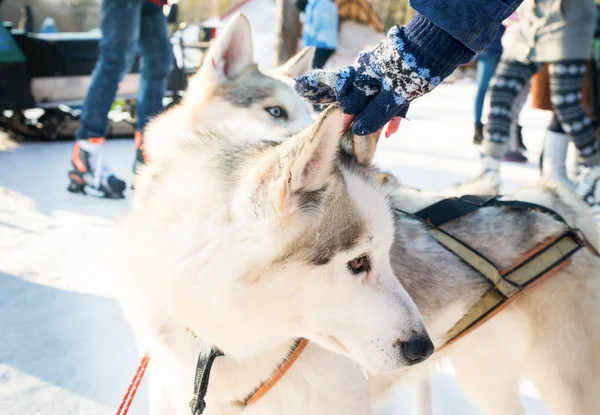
[118,13,600,415]
[138,20,314,172]
[115,15,431,415]
[373,174,600,415]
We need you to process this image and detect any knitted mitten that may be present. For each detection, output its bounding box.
[294,14,475,135]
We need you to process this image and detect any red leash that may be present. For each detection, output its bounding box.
[116,352,151,415]
[115,337,309,414]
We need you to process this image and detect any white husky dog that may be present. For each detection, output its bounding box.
[115,15,433,415]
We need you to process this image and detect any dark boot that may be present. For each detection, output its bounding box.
[67,138,126,199]
[517,125,527,151]
[473,123,484,145]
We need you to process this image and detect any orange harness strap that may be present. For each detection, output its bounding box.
[442,258,572,349]
[439,230,584,348]
[244,338,310,405]
[398,195,590,351]
[117,337,308,415]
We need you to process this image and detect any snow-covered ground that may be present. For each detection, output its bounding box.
[0,83,554,415]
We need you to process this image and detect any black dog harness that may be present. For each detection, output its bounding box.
[395,195,594,345]
[189,347,223,415]
[189,338,309,414]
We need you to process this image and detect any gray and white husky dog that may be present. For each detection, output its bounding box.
[114,15,432,415]
[371,172,600,415]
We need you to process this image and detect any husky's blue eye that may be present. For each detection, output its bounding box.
[266,106,286,119]
[347,255,371,275]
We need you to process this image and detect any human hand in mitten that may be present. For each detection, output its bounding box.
[294,14,474,136]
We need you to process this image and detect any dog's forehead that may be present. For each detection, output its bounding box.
[299,168,393,266]
[307,181,366,265]
[217,67,288,108]
[342,169,394,249]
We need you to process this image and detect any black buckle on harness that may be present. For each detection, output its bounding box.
[410,194,570,227]
[189,347,223,415]
[411,195,496,226]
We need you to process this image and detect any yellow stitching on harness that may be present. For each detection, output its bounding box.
[445,290,504,342]
[439,232,583,346]
[504,235,580,286]
[428,229,519,297]
[394,197,591,348]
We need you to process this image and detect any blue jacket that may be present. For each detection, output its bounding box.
[302,0,339,50]
[410,0,521,54]
[477,25,505,58]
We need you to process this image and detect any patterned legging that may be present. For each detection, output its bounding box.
[483,59,598,164]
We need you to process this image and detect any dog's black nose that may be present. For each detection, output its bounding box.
[399,336,434,364]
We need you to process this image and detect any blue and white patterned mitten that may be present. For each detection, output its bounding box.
[294,14,475,135]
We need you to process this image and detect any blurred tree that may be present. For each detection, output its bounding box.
[274,0,301,65]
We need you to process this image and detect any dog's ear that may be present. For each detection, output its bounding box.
[241,106,342,221]
[276,47,315,78]
[189,13,254,89]
[339,131,379,167]
[351,133,379,166]
[284,105,342,194]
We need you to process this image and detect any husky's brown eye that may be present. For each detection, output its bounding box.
[266,106,287,119]
[347,255,370,275]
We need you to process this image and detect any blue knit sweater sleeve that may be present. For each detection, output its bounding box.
[410,0,521,53]
[294,0,524,135]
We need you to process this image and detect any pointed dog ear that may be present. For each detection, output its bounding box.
[285,105,342,194]
[275,46,315,78]
[339,130,380,167]
[240,106,342,222]
[187,13,254,98]
[352,133,380,166]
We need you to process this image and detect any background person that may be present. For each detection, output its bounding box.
[477,0,597,206]
[301,0,339,69]
[68,0,173,199]
[40,17,59,34]
[473,26,505,145]
[474,11,529,163]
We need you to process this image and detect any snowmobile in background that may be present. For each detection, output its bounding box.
[0,2,219,140]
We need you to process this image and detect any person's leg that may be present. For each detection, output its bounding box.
[133,1,173,170]
[512,85,528,152]
[76,0,143,140]
[474,55,500,125]
[504,79,530,163]
[549,61,600,209]
[69,0,144,198]
[542,113,572,185]
[136,2,173,132]
[312,48,335,69]
[473,54,500,144]
[549,61,598,164]
[481,59,539,172]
